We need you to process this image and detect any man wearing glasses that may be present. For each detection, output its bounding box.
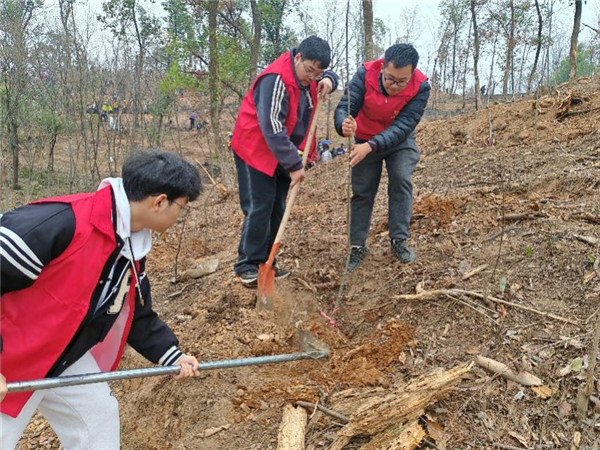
[334,44,430,271]
[231,35,338,286]
[1,151,201,449]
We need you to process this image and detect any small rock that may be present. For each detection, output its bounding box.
[257,333,273,342]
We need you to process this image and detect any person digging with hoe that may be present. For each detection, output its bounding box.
[0,150,202,449]
[335,43,430,271]
[230,35,338,287]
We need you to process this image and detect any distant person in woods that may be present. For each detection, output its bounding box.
[230,35,339,286]
[480,85,486,97]
[335,43,430,271]
[189,111,199,130]
[0,151,202,449]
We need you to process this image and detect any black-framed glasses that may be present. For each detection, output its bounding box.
[172,200,191,218]
[382,72,411,87]
[301,60,323,78]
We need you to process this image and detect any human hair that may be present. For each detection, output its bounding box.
[297,35,331,69]
[384,44,419,71]
[123,150,202,202]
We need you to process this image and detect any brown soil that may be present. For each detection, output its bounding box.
[18,77,600,449]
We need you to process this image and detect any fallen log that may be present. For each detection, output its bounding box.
[361,420,426,450]
[277,404,307,450]
[328,363,471,450]
[474,355,542,386]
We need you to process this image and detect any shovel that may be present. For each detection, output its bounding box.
[257,99,323,311]
[6,350,329,394]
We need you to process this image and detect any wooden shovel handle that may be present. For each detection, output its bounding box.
[268,98,323,259]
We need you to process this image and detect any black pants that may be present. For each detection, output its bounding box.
[351,137,420,246]
[234,153,290,275]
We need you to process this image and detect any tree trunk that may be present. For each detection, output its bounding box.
[569,0,583,82]
[208,0,232,186]
[470,0,481,110]
[362,0,374,60]
[502,0,515,97]
[461,18,472,109]
[528,0,543,93]
[249,0,262,81]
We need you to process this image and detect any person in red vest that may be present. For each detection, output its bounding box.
[0,151,201,449]
[334,44,430,271]
[231,35,338,286]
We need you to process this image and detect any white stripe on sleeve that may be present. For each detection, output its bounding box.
[270,76,285,134]
[0,226,43,268]
[0,247,39,280]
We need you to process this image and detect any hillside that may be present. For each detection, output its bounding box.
[21,76,600,449]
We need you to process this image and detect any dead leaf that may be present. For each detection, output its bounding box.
[425,417,449,449]
[571,431,581,449]
[558,401,572,419]
[583,270,596,284]
[532,385,552,399]
[198,424,230,438]
[508,431,530,448]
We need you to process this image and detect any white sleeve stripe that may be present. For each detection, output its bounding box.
[0,236,42,273]
[270,76,285,134]
[158,346,179,365]
[0,248,39,280]
[306,90,313,109]
[164,350,183,366]
[0,227,43,267]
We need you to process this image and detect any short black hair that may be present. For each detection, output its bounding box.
[297,35,331,69]
[123,150,202,202]
[384,44,419,71]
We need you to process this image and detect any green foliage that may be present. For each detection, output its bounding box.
[524,245,533,256]
[549,44,599,84]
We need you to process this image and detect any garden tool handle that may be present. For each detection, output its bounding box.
[7,350,329,393]
[270,99,323,251]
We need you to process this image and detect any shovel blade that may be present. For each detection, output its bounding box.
[257,262,275,310]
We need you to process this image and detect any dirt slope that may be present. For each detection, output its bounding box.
[21,77,600,449]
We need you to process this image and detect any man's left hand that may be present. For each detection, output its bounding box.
[317,77,333,96]
[350,142,372,167]
[173,354,199,380]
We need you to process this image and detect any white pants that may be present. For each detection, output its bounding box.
[1,352,120,449]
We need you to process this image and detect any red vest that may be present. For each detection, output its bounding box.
[0,187,137,418]
[355,59,428,141]
[231,51,318,176]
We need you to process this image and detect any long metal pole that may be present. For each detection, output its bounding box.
[7,350,328,394]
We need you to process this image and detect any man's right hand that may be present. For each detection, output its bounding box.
[290,168,306,187]
[341,116,356,137]
[0,373,7,403]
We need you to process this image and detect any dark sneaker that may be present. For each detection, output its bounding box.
[275,267,292,280]
[346,245,368,272]
[239,269,259,287]
[391,239,417,264]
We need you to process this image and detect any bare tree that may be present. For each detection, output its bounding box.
[569,0,583,81]
[470,0,482,109]
[527,0,543,93]
[362,0,374,60]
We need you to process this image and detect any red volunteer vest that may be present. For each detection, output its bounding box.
[355,59,428,141]
[231,51,318,176]
[0,187,137,418]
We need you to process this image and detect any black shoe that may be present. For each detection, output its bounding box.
[275,267,292,280]
[391,239,417,264]
[239,269,259,287]
[346,246,368,272]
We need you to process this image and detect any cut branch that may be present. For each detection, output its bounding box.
[474,355,542,386]
[394,289,578,325]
